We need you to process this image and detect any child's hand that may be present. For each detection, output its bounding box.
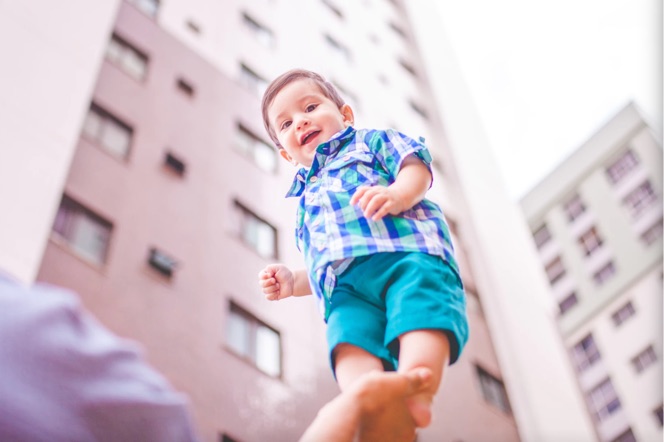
[350,186,406,221]
[258,264,294,301]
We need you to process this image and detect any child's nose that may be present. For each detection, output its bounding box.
[296,117,309,130]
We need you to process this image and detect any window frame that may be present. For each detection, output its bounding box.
[593,261,616,285]
[586,377,622,422]
[533,224,552,249]
[52,195,113,266]
[606,149,639,184]
[631,345,657,374]
[239,63,268,96]
[611,301,635,326]
[106,33,149,81]
[623,180,658,217]
[242,12,274,48]
[571,333,601,372]
[234,200,278,259]
[82,103,134,160]
[475,365,511,414]
[545,256,566,285]
[641,218,663,245]
[225,301,282,378]
[563,194,586,222]
[558,292,578,315]
[234,124,278,173]
[578,226,604,256]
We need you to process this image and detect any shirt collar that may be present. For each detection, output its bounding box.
[285,126,356,198]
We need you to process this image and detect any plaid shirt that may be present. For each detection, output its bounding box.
[286,126,459,320]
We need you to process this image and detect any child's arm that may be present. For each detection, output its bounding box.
[350,154,432,221]
[259,265,312,300]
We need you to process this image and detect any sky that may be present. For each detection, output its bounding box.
[434,0,661,200]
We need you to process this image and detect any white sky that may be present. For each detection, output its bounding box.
[435,0,661,200]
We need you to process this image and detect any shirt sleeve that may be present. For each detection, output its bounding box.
[370,129,434,184]
[0,278,200,442]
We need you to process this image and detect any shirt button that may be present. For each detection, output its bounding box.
[310,176,318,183]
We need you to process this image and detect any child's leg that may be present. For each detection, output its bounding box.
[397,330,450,428]
[333,343,385,391]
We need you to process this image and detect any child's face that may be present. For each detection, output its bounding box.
[268,79,353,168]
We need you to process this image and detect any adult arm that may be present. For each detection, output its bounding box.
[0,277,200,442]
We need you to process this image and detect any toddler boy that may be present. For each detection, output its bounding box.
[258,69,468,428]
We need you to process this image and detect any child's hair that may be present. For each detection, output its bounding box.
[261,69,345,149]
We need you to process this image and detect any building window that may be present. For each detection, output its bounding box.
[654,404,663,426]
[176,78,195,98]
[611,428,636,442]
[578,226,604,256]
[226,302,282,377]
[322,0,344,19]
[220,434,238,442]
[559,292,578,315]
[147,248,178,279]
[389,21,408,40]
[611,301,635,326]
[399,59,417,78]
[82,103,133,159]
[571,334,601,372]
[545,256,566,285]
[641,218,663,245]
[476,366,511,414]
[533,224,552,249]
[235,124,277,173]
[242,13,274,47]
[563,194,586,222]
[324,34,351,62]
[105,34,148,81]
[587,378,621,422]
[409,100,428,120]
[186,20,202,35]
[593,261,616,285]
[632,345,657,374]
[126,0,160,17]
[606,149,639,184]
[52,195,112,265]
[239,63,268,96]
[164,151,186,176]
[235,201,277,259]
[623,180,658,217]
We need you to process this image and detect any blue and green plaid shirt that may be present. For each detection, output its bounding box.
[286,126,459,320]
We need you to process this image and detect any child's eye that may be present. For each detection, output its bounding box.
[280,120,292,130]
[305,104,318,112]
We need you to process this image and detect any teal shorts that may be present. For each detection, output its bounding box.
[326,252,468,373]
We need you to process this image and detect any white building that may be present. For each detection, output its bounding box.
[521,102,663,442]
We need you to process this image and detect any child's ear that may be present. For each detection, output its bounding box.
[279,148,297,165]
[340,104,354,127]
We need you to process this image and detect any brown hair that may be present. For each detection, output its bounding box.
[261,69,345,148]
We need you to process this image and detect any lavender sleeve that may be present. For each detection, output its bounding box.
[0,277,200,442]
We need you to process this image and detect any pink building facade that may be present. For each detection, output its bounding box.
[37,2,521,441]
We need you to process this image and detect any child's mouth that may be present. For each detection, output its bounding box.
[301,131,320,145]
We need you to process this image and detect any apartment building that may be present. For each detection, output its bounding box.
[3,0,595,440]
[521,103,663,442]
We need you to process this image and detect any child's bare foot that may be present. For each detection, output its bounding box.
[406,393,433,428]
